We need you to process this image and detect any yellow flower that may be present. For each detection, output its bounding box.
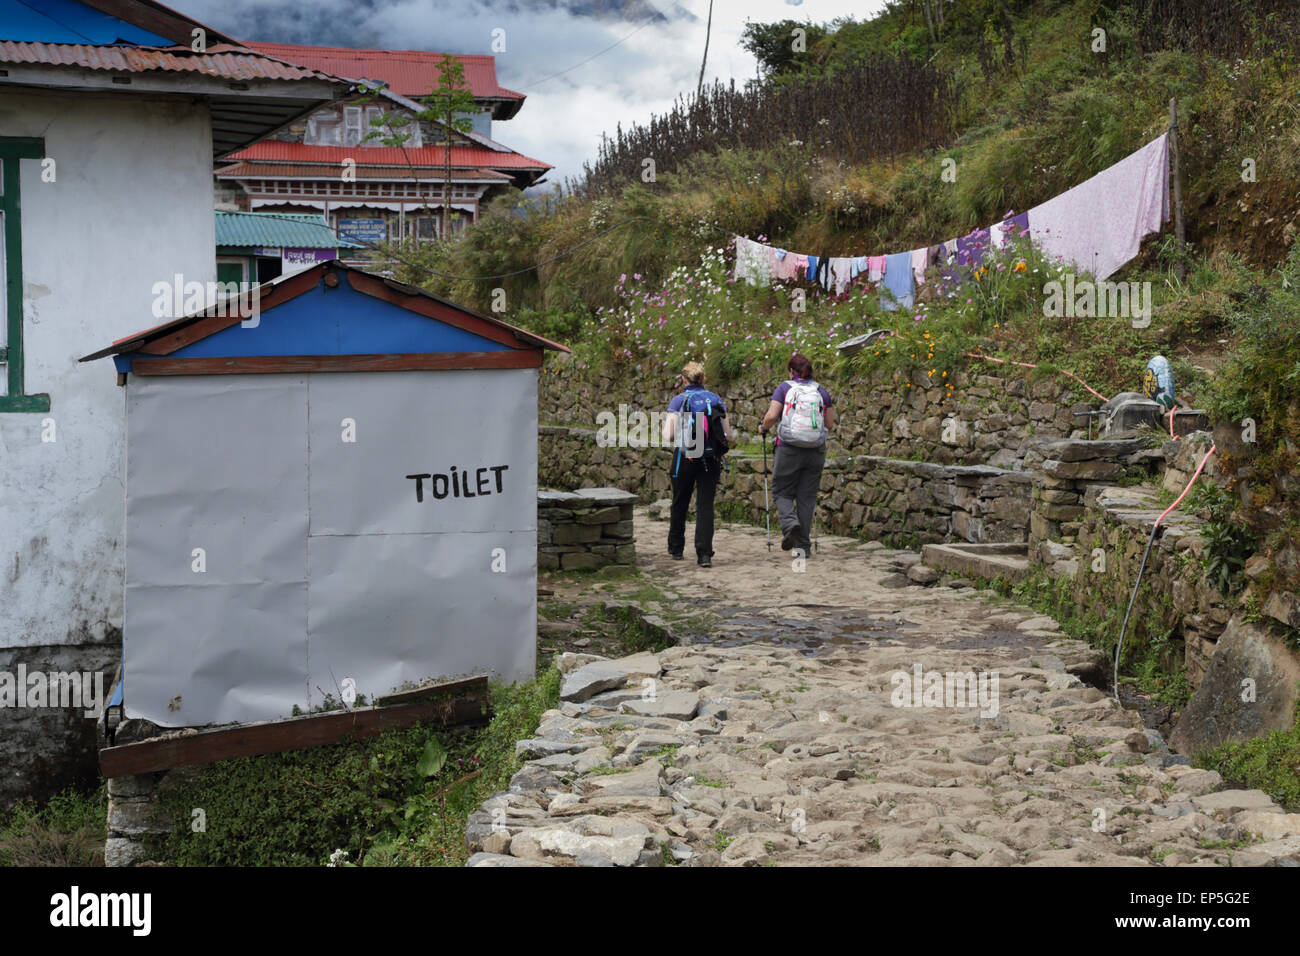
[1014,261,1027,273]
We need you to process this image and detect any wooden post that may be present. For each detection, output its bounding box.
[1169,97,1186,282]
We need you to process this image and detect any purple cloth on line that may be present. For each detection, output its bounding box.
[956,227,991,270]
[1003,211,1029,244]
[1026,133,1170,281]
[939,238,962,285]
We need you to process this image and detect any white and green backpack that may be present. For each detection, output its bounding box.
[777,380,828,447]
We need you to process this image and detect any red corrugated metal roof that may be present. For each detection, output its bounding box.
[245,42,523,101]
[216,161,511,182]
[228,141,551,171]
[0,40,344,82]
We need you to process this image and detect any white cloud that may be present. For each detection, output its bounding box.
[178,0,886,183]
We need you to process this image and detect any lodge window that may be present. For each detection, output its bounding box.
[343,107,363,146]
[0,137,50,413]
[306,109,342,146]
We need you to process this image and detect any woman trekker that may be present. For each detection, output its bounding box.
[759,353,834,556]
[661,362,730,567]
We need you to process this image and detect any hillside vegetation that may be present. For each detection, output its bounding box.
[378,0,1298,612]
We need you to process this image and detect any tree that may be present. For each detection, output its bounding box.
[365,54,478,241]
[739,19,828,77]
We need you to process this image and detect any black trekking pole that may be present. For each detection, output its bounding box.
[762,430,772,551]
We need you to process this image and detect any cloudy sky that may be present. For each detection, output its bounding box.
[178,0,886,185]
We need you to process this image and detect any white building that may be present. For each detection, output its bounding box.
[0,0,351,806]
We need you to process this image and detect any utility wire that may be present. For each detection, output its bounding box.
[522,20,655,88]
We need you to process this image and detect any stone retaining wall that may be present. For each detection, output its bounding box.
[542,359,1084,470]
[1028,437,1148,550]
[539,427,1031,547]
[538,488,637,570]
[1028,435,1231,688]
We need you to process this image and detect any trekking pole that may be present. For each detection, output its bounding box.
[762,430,772,551]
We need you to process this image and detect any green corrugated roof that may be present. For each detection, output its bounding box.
[214,211,361,250]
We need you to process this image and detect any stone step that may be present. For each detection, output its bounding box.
[920,541,1030,581]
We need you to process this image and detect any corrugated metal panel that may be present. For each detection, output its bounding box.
[245,42,523,101]
[0,41,343,82]
[214,211,360,249]
[228,141,551,170]
[216,162,511,182]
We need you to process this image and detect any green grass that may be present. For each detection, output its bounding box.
[1195,708,1300,811]
[147,669,562,866]
[0,784,107,867]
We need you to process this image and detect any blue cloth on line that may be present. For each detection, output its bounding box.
[880,251,915,311]
[806,255,819,281]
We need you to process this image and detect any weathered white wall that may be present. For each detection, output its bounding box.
[0,89,216,652]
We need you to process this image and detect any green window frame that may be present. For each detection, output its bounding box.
[1,136,50,413]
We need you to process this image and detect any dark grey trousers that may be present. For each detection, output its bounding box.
[772,443,826,553]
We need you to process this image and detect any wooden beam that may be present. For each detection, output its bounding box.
[375,675,488,707]
[130,350,543,375]
[1169,97,1186,282]
[99,689,490,777]
[138,267,321,355]
[77,0,238,45]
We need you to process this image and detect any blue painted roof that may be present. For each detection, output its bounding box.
[168,272,510,359]
[0,0,173,46]
[215,211,362,250]
[82,261,568,371]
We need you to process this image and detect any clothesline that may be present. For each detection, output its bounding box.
[733,132,1172,310]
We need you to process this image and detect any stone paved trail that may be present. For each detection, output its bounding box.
[466,513,1300,867]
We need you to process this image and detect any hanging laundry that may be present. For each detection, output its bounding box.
[910,247,929,286]
[866,255,887,282]
[990,221,1006,249]
[939,239,962,285]
[806,255,819,282]
[850,256,869,279]
[1001,211,1029,247]
[831,257,855,295]
[1025,133,1170,281]
[880,251,915,311]
[956,227,991,271]
[772,250,808,281]
[733,237,773,286]
[817,255,833,293]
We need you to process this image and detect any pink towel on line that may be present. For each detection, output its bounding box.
[1025,133,1170,281]
[910,247,929,286]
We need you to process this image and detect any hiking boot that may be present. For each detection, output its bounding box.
[668,551,684,560]
[780,527,798,551]
[697,554,712,567]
